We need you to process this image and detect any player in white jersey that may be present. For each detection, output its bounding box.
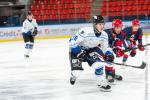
[69,15,114,91]
[22,11,38,58]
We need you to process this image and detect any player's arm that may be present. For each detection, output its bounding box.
[22,21,32,35]
[137,28,144,51]
[69,29,86,59]
[32,19,38,36]
[137,28,143,45]
[22,21,28,33]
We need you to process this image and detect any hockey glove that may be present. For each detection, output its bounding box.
[77,51,87,62]
[32,27,38,36]
[138,44,145,51]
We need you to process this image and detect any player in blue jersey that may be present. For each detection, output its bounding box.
[123,19,144,57]
[105,19,128,67]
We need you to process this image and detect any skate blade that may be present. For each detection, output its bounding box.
[108,82,116,85]
[99,88,111,92]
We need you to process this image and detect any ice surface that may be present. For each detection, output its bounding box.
[0,37,149,100]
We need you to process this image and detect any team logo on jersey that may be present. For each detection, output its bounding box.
[130,34,135,39]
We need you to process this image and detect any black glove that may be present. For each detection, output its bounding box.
[32,27,38,36]
[77,51,87,62]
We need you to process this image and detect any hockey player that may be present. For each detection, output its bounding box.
[69,15,115,91]
[22,11,38,58]
[123,19,144,57]
[105,19,128,65]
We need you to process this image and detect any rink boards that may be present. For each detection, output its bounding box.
[0,20,150,42]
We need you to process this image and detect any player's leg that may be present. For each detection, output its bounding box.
[86,52,111,91]
[69,52,84,85]
[130,49,136,57]
[105,63,115,83]
[122,53,128,64]
[105,50,123,83]
[23,35,34,58]
[91,61,111,91]
[124,39,137,57]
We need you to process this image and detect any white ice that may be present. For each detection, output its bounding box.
[0,37,149,100]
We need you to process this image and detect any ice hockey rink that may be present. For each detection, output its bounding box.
[0,37,149,100]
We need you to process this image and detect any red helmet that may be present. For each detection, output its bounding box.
[132,19,140,26]
[112,19,123,27]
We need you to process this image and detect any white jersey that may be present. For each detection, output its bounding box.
[22,19,38,33]
[69,27,109,53]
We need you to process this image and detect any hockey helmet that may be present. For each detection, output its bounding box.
[132,19,140,26]
[93,15,104,24]
[112,19,123,27]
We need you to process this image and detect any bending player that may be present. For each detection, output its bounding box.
[69,15,119,91]
[105,19,128,65]
[123,19,144,57]
[22,11,38,58]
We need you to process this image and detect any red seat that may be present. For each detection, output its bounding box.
[58,5,63,9]
[51,10,57,15]
[41,5,47,10]
[82,3,87,8]
[85,8,91,13]
[102,1,107,7]
[49,15,54,19]
[46,10,50,15]
[43,15,49,20]
[49,0,55,4]
[74,4,81,9]
[32,10,38,16]
[53,5,57,9]
[33,1,38,5]
[87,3,92,8]
[40,10,45,15]
[66,0,72,4]
[61,15,67,19]
[31,5,35,11]
[85,14,90,19]
[38,1,44,5]
[44,0,49,5]
[36,5,40,10]
[48,5,53,9]
[39,16,43,20]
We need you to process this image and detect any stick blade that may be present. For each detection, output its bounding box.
[139,61,146,69]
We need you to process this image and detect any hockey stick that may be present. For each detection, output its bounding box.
[110,61,146,69]
[85,54,146,69]
[123,43,150,52]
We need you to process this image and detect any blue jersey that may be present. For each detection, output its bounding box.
[123,27,143,45]
[104,29,126,48]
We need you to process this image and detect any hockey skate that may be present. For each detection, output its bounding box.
[106,75,115,84]
[98,79,111,92]
[70,74,77,85]
[113,74,123,81]
[24,54,30,58]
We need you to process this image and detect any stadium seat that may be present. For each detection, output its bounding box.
[48,5,53,9]
[31,5,35,11]
[44,0,49,5]
[36,5,40,11]
[31,0,93,21]
[46,10,50,15]
[41,5,47,10]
